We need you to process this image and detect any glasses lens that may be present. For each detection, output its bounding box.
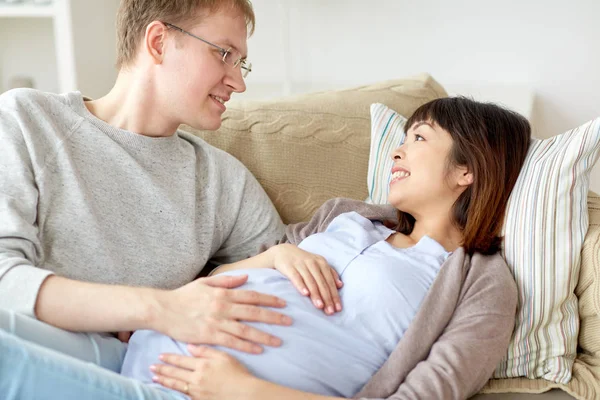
[222,49,234,66]
[222,48,251,78]
[241,62,252,78]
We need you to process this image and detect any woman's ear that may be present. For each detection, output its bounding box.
[456,166,474,187]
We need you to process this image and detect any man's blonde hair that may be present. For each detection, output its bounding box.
[115,0,255,69]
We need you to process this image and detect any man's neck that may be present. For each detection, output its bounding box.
[84,71,179,138]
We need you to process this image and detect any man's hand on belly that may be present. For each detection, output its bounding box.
[147,274,293,354]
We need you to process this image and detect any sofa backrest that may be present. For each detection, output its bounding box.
[183,73,447,224]
[184,75,600,397]
[577,192,600,356]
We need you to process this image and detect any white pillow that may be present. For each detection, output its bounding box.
[366,103,406,204]
[367,102,600,384]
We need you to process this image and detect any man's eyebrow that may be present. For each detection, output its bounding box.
[221,41,247,58]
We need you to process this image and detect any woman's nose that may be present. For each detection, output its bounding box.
[391,145,405,161]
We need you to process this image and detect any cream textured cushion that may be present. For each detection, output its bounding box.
[183,74,446,224]
[577,192,600,358]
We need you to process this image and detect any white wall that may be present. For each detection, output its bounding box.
[69,0,119,98]
[246,0,600,193]
[1,1,598,191]
[0,0,119,99]
[0,18,58,93]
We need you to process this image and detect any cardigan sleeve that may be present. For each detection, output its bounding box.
[259,198,398,250]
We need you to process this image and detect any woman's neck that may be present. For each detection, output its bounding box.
[408,215,463,253]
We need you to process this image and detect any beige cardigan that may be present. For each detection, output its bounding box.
[270,198,518,400]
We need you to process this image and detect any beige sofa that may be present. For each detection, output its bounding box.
[184,74,600,400]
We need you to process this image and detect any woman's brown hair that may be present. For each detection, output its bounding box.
[397,97,531,255]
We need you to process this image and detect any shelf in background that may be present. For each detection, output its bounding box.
[0,3,55,18]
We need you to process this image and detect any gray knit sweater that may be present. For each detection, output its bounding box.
[0,88,284,318]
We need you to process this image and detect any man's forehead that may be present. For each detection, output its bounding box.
[189,16,248,55]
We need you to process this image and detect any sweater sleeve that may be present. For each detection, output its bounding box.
[359,254,518,400]
[210,162,285,264]
[0,108,54,318]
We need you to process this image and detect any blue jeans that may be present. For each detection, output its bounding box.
[0,309,183,400]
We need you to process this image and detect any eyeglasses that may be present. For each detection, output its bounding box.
[164,22,252,78]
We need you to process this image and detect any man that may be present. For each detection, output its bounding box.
[0,0,290,383]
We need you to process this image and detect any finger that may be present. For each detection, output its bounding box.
[151,361,194,383]
[311,264,335,314]
[331,268,344,288]
[188,344,229,359]
[217,319,282,350]
[228,303,293,326]
[228,289,286,308]
[158,353,198,371]
[323,267,343,312]
[297,266,323,309]
[201,274,248,289]
[117,331,132,343]
[195,329,269,353]
[284,268,310,296]
[152,375,190,395]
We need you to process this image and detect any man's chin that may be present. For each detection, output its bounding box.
[187,118,222,132]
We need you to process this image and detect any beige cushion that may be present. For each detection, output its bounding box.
[578,191,600,357]
[471,389,575,399]
[182,73,447,224]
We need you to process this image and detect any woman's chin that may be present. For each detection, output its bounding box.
[387,196,406,211]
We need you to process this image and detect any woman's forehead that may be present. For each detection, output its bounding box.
[407,119,438,133]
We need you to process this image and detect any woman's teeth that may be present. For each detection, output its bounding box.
[392,171,411,180]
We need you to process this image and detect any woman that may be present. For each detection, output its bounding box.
[131,97,531,399]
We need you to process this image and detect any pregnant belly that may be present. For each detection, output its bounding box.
[122,269,389,398]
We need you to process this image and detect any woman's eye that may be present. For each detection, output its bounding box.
[415,134,425,141]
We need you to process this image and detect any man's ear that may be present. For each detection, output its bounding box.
[144,21,167,64]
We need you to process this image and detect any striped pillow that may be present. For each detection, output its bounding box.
[367,105,600,384]
[493,117,600,383]
[366,104,407,204]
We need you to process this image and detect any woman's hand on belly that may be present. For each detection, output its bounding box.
[151,344,252,400]
[152,345,343,400]
[271,244,343,315]
[150,274,293,354]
